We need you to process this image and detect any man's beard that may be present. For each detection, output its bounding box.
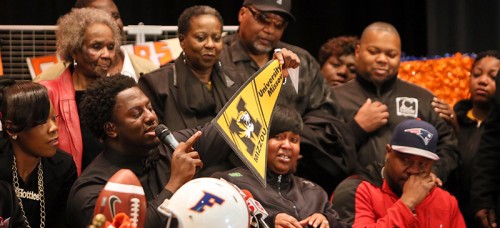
[252,41,273,55]
[385,175,404,197]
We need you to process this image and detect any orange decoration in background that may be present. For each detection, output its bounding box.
[399,53,474,107]
[0,52,3,75]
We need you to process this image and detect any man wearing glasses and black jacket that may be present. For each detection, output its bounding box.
[219,0,357,195]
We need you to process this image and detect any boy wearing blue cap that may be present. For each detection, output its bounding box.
[350,119,465,227]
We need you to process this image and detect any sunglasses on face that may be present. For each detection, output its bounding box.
[245,6,288,30]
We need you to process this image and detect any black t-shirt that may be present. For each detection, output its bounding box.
[0,147,77,228]
[75,90,104,171]
[0,180,23,228]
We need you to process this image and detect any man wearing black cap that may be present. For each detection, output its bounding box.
[220,0,334,116]
[345,119,465,227]
[220,0,357,195]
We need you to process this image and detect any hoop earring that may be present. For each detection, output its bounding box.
[73,59,78,67]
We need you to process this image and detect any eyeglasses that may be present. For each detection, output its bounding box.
[245,6,288,30]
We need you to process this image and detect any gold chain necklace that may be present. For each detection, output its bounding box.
[12,155,46,228]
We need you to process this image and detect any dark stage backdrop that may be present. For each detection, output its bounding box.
[1,0,499,57]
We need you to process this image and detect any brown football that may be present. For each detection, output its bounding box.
[93,169,147,228]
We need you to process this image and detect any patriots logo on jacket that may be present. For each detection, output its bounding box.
[404,128,433,145]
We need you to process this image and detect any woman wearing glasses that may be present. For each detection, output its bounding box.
[0,78,77,228]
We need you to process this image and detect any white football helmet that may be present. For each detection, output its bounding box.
[158,177,250,228]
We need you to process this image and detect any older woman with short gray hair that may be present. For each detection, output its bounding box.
[39,7,121,175]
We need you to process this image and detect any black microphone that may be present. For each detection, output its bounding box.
[155,124,179,149]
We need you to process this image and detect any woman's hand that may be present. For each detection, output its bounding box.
[432,97,459,132]
[275,213,302,228]
[299,213,330,228]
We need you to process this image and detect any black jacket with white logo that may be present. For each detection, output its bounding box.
[333,75,460,181]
